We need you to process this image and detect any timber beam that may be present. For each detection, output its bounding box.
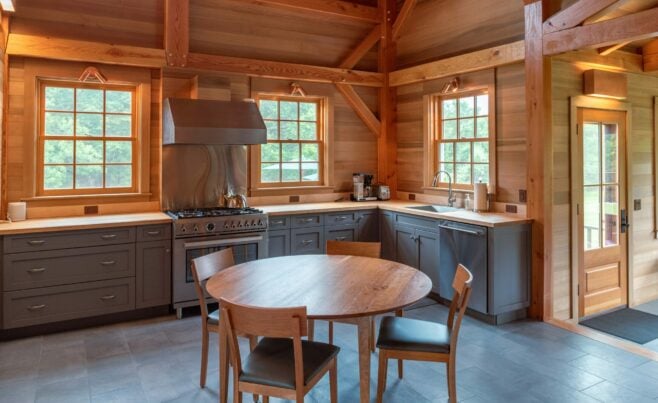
[643,38,658,72]
[392,0,417,40]
[338,24,382,69]
[335,84,381,135]
[543,0,618,34]
[236,0,379,23]
[164,0,189,67]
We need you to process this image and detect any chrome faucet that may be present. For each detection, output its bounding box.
[431,170,457,207]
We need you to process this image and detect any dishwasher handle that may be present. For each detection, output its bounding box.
[438,224,485,237]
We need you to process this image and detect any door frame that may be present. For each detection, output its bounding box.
[569,96,633,320]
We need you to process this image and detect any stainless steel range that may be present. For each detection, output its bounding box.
[168,207,268,317]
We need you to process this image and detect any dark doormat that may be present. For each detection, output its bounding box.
[580,308,658,344]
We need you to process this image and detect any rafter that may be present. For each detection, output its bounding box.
[597,42,630,56]
[164,0,189,67]
[338,24,382,69]
[237,0,379,23]
[543,7,658,56]
[543,0,618,34]
[389,40,525,87]
[643,38,658,72]
[392,0,417,40]
[335,84,380,135]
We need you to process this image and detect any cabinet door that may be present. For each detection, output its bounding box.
[380,211,395,261]
[324,225,356,243]
[291,227,325,255]
[136,240,172,309]
[356,210,379,242]
[417,228,440,294]
[394,224,418,268]
[267,229,290,257]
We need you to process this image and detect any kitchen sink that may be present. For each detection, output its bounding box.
[407,205,459,213]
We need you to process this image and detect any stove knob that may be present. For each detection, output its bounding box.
[193,225,199,232]
[224,223,230,229]
[257,220,263,227]
[180,225,187,232]
[206,223,215,232]
[238,221,244,228]
[231,221,237,228]
[245,221,251,227]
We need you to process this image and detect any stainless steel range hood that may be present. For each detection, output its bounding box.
[163,98,266,145]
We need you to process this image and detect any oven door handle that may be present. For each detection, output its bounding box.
[183,235,264,249]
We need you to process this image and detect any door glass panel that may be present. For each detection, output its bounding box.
[584,186,601,250]
[603,123,618,184]
[603,185,619,247]
[583,123,600,185]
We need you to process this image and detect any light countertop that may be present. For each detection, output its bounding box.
[0,212,172,235]
[257,200,530,228]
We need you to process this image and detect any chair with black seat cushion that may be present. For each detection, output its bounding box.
[220,297,339,403]
[375,264,473,403]
[190,249,257,389]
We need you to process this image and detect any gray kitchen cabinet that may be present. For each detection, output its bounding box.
[394,218,440,294]
[291,227,325,255]
[380,211,395,261]
[325,225,356,242]
[267,229,290,257]
[394,224,417,268]
[356,210,379,242]
[136,239,172,309]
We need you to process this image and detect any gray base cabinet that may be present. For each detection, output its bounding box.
[380,211,395,261]
[393,218,440,294]
[267,209,379,258]
[1,223,172,330]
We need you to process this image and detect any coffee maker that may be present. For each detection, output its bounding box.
[352,173,376,201]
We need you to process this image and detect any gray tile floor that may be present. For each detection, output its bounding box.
[2,301,658,403]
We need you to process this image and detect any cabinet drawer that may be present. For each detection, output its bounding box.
[137,224,172,242]
[3,278,135,329]
[3,245,136,291]
[325,212,356,226]
[291,214,323,228]
[268,216,290,230]
[395,214,439,233]
[324,225,356,242]
[4,227,136,253]
[291,228,324,255]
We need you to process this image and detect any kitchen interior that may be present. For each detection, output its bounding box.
[1,0,658,402]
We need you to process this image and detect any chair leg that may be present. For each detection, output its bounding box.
[376,351,388,403]
[308,319,315,341]
[329,358,338,403]
[447,359,457,403]
[397,359,403,379]
[263,397,269,403]
[328,321,334,345]
[248,335,258,351]
[369,317,375,353]
[233,381,243,403]
[200,328,209,388]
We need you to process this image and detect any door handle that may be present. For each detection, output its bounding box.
[620,209,629,233]
[438,225,484,236]
[335,236,347,241]
[301,240,313,245]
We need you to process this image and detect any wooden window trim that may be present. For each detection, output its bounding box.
[37,80,138,196]
[250,94,333,193]
[21,59,151,202]
[424,85,497,193]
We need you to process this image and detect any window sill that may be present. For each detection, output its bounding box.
[23,193,152,203]
[422,186,473,194]
[250,186,335,197]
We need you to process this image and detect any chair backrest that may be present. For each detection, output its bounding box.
[190,248,235,320]
[326,240,381,258]
[446,264,473,349]
[220,297,308,388]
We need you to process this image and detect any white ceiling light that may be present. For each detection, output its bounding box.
[0,0,15,12]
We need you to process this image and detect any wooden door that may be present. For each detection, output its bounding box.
[577,109,628,318]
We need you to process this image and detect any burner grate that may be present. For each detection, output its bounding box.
[166,207,264,219]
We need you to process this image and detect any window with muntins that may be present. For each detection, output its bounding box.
[433,90,493,190]
[255,95,324,187]
[38,81,137,195]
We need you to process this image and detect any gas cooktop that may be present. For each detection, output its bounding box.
[166,207,264,220]
[166,207,268,238]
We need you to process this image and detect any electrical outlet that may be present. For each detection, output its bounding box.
[634,199,641,211]
[84,205,99,215]
[519,189,527,203]
[408,193,416,201]
[289,195,300,203]
[505,204,518,214]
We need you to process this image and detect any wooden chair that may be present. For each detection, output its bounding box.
[190,248,257,388]
[220,298,339,403]
[316,240,381,351]
[375,264,473,403]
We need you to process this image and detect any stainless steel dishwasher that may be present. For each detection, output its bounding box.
[438,220,488,314]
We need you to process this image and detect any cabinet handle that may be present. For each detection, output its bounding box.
[101,234,118,240]
[27,267,47,274]
[28,304,46,311]
[146,230,161,236]
[335,236,347,241]
[165,249,171,253]
[301,240,313,245]
[336,216,349,221]
[272,220,285,225]
[301,218,315,223]
[100,260,116,266]
[100,295,116,301]
[27,240,46,246]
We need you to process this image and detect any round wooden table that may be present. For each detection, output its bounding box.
[207,254,432,403]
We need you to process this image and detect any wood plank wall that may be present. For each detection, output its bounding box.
[395,63,527,204]
[551,57,658,319]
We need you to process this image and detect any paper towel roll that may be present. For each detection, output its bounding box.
[473,182,488,212]
[7,202,26,222]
